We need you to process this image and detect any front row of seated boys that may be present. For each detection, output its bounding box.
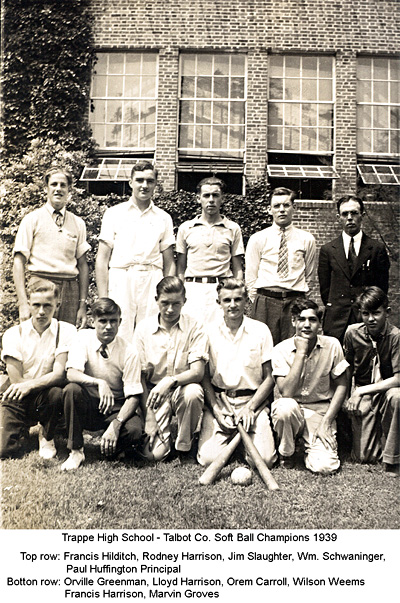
[0,276,398,478]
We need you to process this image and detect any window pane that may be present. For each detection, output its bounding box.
[195,125,211,147]
[230,101,245,124]
[268,103,283,125]
[182,55,196,76]
[390,58,400,80]
[231,77,245,98]
[302,79,317,101]
[373,81,389,103]
[319,79,332,101]
[285,103,300,126]
[141,123,156,147]
[95,54,108,75]
[269,55,283,77]
[197,55,213,75]
[229,125,245,149]
[374,58,389,80]
[390,81,399,104]
[285,79,300,100]
[373,105,389,129]
[301,127,317,151]
[231,55,246,76]
[214,55,229,75]
[302,104,317,126]
[108,76,124,97]
[286,56,301,76]
[141,76,156,97]
[107,101,123,122]
[212,101,228,124]
[212,125,228,148]
[141,54,157,75]
[181,76,195,97]
[105,124,121,146]
[269,79,283,99]
[179,125,194,147]
[92,124,105,146]
[390,132,400,154]
[196,101,212,124]
[268,126,283,149]
[125,54,141,74]
[180,100,194,122]
[92,100,106,122]
[357,80,371,102]
[357,105,372,128]
[319,56,333,77]
[92,75,106,97]
[374,130,389,153]
[357,57,371,79]
[109,54,124,75]
[319,106,333,126]
[123,124,139,147]
[197,77,212,97]
[357,129,371,153]
[318,128,333,151]
[302,56,318,77]
[390,107,400,129]
[214,77,229,98]
[285,127,300,150]
[124,101,139,122]
[141,101,156,123]
[124,76,140,97]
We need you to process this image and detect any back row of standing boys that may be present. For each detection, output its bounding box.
[1,162,398,478]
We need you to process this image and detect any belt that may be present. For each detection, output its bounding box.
[214,386,256,399]
[30,271,78,282]
[256,288,303,299]
[185,276,223,284]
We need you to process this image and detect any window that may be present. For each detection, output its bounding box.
[177,53,246,193]
[90,52,158,151]
[357,57,399,156]
[267,55,335,199]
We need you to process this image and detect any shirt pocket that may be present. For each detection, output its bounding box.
[63,231,78,261]
[243,346,260,369]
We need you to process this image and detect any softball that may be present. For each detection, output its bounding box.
[231,466,252,486]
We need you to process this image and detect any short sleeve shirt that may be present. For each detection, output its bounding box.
[13,204,90,277]
[1,318,77,379]
[272,335,349,403]
[99,199,175,269]
[207,316,274,391]
[176,215,244,277]
[344,321,400,387]
[133,313,209,384]
[66,329,143,399]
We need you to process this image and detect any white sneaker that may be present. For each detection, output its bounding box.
[61,448,85,471]
[38,426,57,459]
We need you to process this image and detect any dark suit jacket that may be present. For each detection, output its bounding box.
[318,233,390,341]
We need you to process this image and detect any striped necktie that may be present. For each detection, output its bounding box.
[99,344,109,359]
[54,210,64,229]
[277,227,289,279]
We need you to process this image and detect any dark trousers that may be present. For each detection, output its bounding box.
[63,383,143,452]
[0,387,63,458]
[251,293,305,346]
[31,273,79,325]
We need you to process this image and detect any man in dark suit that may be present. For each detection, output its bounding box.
[318,195,390,343]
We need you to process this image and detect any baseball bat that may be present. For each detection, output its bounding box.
[223,394,279,492]
[198,432,241,485]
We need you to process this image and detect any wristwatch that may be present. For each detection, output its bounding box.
[170,377,178,389]
[114,417,124,425]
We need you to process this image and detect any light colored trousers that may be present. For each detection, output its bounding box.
[271,398,340,474]
[183,281,223,325]
[108,265,162,343]
[197,396,277,468]
[141,383,204,462]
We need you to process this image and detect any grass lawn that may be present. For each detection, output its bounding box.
[1,426,399,531]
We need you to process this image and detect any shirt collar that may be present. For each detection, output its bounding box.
[289,334,323,352]
[151,314,185,334]
[28,317,58,337]
[192,214,228,228]
[45,202,66,217]
[342,230,363,244]
[129,198,154,214]
[95,335,116,355]
[361,319,389,342]
[271,222,294,234]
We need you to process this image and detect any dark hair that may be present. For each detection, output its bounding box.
[27,277,59,299]
[269,187,296,205]
[336,195,364,214]
[196,177,226,194]
[291,298,323,321]
[156,276,186,299]
[91,298,121,319]
[356,286,389,312]
[44,167,73,187]
[130,161,158,180]
[216,277,248,299]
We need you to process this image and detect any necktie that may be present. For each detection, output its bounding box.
[99,344,108,359]
[348,236,357,272]
[54,210,64,229]
[370,340,382,384]
[277,227,289,279]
